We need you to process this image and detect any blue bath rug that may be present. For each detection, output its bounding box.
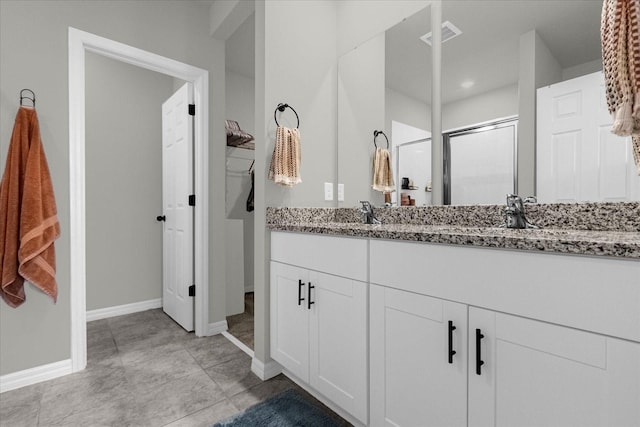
[213,389,342,427]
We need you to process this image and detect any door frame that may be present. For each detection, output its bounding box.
[68,27,209,373]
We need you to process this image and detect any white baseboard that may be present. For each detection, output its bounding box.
[206,320,228,336]
[0,359,73,394]
[86,298,162,322]
[221,331,254,357]
[251,357,282,381]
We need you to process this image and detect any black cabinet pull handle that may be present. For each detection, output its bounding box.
[298,280,305,306]
[448,321,457,364]
[476,328,485,375]
[308,282,315,309]
[156,215,166,222]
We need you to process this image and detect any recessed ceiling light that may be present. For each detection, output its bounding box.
[461,80,475,89]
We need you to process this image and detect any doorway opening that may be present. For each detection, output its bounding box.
[222,11,256,355]
[69,27,209,373]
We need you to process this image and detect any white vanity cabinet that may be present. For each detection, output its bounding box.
[468,307,640,427]
[270,232,369,424]
[370,284,468,427]
[369,239,640,427]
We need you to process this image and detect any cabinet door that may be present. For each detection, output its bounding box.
[270,261,309,382]
[309,271,368,424]
[468,307,640,427]
[370,284,468,427]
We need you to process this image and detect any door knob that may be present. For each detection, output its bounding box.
[156,215,166,222]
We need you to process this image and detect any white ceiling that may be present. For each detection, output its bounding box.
[224,1,603,105]
[385,0,604,105]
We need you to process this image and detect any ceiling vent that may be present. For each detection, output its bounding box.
[420,21,462,46]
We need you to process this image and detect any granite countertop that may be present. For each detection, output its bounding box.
[268,221,640,259]
[266,204,640,259]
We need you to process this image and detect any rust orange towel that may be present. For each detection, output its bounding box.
[0,106,60,307]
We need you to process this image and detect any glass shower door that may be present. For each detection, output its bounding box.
[445,119,517,205]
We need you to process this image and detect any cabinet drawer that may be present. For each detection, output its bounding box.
[370,239,640,342]
[271,231,367,281]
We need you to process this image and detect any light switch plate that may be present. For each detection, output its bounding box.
[338,183,344,201]
[324,182,334,201]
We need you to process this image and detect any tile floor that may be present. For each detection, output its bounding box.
[0,309,350,427]
[226,293,254,350]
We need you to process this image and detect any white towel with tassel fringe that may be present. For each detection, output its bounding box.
[372,147,395,193]
[601,0,640,173]
[269,126,302,186]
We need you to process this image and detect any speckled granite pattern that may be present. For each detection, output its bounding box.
[526,202,640,232]
[266,208,339,225]
[266,202,640,259]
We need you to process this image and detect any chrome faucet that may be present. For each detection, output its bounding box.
[359,200,381,225]
[503,194,539,229]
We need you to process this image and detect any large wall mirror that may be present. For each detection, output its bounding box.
[337,0,639,207]
[337,4,432,207]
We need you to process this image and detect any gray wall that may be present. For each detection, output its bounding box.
[386,88,431,136]
[0,0,226,376]
[253,0,339,365]
[562,59,602,81]
[443,84,519,131]
[338,33,385,207]
[85,53,176,311]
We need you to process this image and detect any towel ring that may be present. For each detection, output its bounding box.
[20,89,36,107]
[373,130,389,149]
[274,103,300,128]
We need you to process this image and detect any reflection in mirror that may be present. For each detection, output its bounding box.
[444,118,517,205]
[441,0,639,203]
[338,0,639,207]
[337,5,432,207]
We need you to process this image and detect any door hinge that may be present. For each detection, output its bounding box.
[189,194,196,206]
[188,104,195,116]
[189,284,195,297]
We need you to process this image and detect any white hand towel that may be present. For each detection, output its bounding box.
[372,147,395,193]
[269,126,302,186]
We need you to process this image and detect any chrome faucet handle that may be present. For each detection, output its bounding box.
[502,193,540,229]
[357,200,381,224]
[505,193,520,207]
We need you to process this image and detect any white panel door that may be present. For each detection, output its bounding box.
[537,71,640,202]
[270,261,310,382]
[309,271,368,424]
[370,284,468,427]
[161,83,194,331]
[468,307,640,427]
